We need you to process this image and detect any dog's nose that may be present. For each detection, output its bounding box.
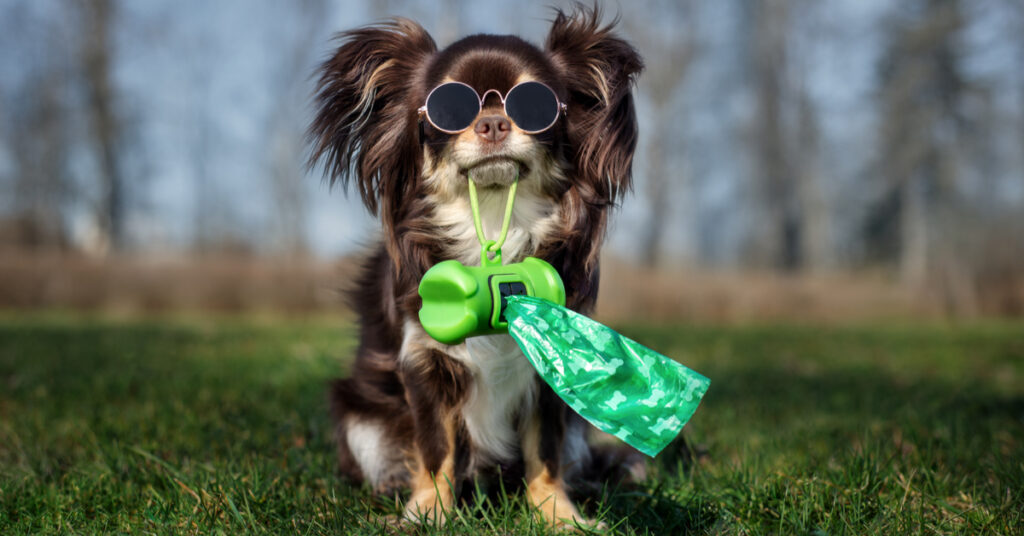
[474,115,511,143]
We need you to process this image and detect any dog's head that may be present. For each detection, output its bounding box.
[309,5,642,272]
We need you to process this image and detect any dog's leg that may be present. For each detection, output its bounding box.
[329,379,366,484]
[405,412,463,524]
[522,387,589,529]
[399,347,471,525]
[330,367,412,494]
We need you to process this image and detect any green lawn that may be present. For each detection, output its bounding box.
[1,314,1022,534]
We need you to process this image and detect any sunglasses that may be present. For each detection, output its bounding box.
[418,81,567,134]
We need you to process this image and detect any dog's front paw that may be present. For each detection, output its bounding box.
[527,477,598,533]
[402,490,450,527]
[545,514,608,534]
[569,518,609,533]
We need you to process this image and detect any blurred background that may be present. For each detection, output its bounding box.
[1,0,1022,322]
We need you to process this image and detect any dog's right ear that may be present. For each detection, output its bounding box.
[545,4,643,207]
[308,19,436,223]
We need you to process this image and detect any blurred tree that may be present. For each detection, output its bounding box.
[741,0,827,272]
[869,0,976,311]
[0,3,72,249]
[264,0,328,256]
[626,0,698,268]
[187,38,217,254]
[794,79,831,271]
[736,0,831,273]
[9,73,71,248]
[792,1,834,272]
[1017,1,1024,172]
[184,3,249,255]
[747,0,800,271]
[77,0,126,253]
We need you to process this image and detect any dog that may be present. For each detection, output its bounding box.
[308,4,643,528]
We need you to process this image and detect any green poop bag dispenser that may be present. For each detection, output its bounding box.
[418,177,566,345]
[419,257,565,345]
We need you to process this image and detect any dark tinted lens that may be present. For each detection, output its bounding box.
[425,83,480,132]
[505,82,559,132]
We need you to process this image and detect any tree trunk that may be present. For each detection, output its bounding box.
[752,0,802,272]
[628,0,697,268]
[640,135,669,267]
[899,174,928,286]
[795,90,830,271]
[80,0,124,252]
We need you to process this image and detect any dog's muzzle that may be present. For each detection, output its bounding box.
[467,158,520,187]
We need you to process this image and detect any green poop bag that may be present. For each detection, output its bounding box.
[504,295,710,457]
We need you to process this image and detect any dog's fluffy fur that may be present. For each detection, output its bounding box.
[308,5,643,527]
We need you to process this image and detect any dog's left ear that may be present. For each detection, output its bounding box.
[308,18,436,236]
[546,5,643,206]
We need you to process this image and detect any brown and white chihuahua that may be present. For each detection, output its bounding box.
[308,4,643,528]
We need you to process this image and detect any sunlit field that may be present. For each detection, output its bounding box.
[1,314,1022,534]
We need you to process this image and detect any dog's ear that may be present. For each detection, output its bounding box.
[308,18,436,228]
[546,4,643,206]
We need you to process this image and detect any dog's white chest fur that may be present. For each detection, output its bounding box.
[431,184,561,266]
[401,323,539,465]
[461,334,537,462]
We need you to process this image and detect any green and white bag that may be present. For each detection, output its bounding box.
[505,295,709,457]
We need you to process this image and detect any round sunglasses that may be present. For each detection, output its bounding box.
[417,81,567,134]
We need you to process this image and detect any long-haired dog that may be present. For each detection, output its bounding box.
[308,5,643,528]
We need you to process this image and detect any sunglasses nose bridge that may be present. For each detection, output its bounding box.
[478,88,506,110]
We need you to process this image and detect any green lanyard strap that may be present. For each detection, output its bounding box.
[467,172,518,266]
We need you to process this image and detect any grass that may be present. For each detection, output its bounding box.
[1,313,1022,535]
